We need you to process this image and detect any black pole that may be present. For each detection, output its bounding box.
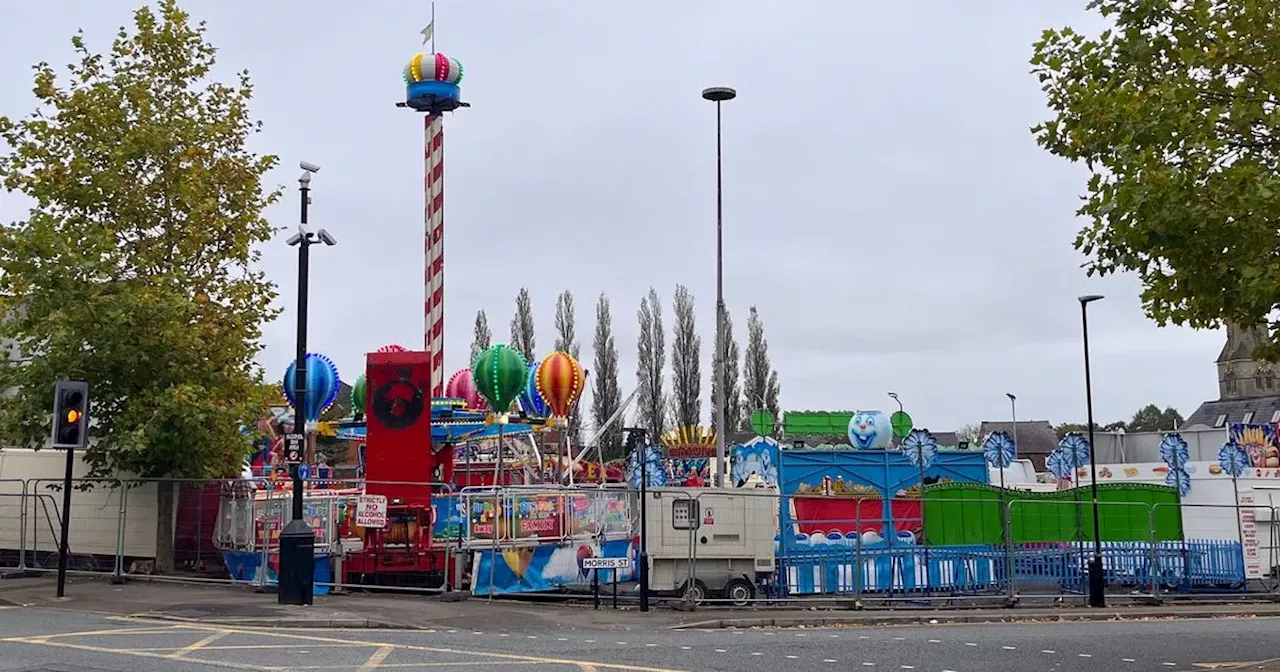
[636,428,650,613]
[713,99,726,489]
[55,442,75,598]
[293,238,309,522]
[279,180,316,606]
[1081,300,1105,608]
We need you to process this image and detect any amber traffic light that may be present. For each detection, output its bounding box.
[51,381,90,449]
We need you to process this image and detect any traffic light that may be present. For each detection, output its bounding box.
[51,380,90,449]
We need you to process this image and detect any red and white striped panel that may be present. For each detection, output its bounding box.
[424,114,445,398]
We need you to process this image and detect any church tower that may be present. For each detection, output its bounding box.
[1217,322,1274,399]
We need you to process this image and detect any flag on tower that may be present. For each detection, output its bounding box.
[421,21,434,45]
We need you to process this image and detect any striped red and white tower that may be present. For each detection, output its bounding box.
[423,114,445,397]
[401,49,466,398]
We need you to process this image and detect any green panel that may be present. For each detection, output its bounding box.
[783,411,854,436]
[922,482,1184,544]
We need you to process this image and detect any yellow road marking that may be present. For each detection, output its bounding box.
[288,664,540,669]
[3,620,690,672]
[0,637,272,670]
[170,623,692,672]
[358,645,395,671]
[132,643,372,652]
[169,631,229,659]
[10,625,187,640]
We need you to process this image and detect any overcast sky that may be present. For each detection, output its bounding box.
[0,1,1226,432]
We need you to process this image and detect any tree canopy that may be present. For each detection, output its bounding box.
[0,0,279,480]
[1032,1,1280,357]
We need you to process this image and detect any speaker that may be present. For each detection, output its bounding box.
[365,350,434,507]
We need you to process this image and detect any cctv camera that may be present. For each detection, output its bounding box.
[299,161,321,173]
[316,229,338,246]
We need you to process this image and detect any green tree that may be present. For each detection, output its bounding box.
[1031,1,1280,357]
[1127,404,1184,432]
[0,1,279,570]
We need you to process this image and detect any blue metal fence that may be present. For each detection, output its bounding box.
[775,538,1244,597]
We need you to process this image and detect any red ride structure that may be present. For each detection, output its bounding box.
[343,350,456,586]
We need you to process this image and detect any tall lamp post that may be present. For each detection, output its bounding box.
[279,161,336,606]
[888,392,903,447]
[702,85,736,488]
[1006,393,1018,476]
[1078,294,1105,608]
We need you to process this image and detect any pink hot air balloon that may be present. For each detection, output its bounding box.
[446,368,485,410]
[376,344,408,353]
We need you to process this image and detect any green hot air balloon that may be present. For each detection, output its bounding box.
[471,344,529,414]
[351,374,367,416]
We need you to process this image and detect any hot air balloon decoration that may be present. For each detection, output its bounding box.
[519,360,548,417]
[446,368,485,411]
[535,351,585,425]
[282,353,340,432]
[471,344,528,422]
[351,374,367,418]
[376,344,408,353]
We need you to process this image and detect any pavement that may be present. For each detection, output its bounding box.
[2,606,1280,671]
[5,576,1280,633]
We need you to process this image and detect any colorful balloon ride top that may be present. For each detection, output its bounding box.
[351,374,367,417]
[446,368,486,411]
[470,344,529,423]
[519,360,548,417]
[283,352,340,432]
[402,52,467,113]
[535,351,585,424]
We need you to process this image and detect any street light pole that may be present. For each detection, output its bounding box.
[1005,393,1017,492]
[279,162,336,606]
[702,86,736,489]
[1078,294,1105,608]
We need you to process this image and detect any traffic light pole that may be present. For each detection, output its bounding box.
[50,380,89,599]
[279,177,316,606]
[55,439,75,598]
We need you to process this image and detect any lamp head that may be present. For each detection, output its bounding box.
[887,391,899,400]
[1006,393,1016,401]
[1078,294,1105,305]
[701,86,737,102]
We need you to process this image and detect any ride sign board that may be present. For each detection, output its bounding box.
[1238,491,1263,579]
[355,494,388,528]
[581,557,631,570]
[284,433,304,464]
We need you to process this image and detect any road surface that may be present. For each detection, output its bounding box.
[0,605,1275,671]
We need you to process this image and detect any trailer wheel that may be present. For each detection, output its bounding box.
[722,578,756,606]
[679,579,709,604]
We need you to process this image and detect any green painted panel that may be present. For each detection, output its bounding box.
[923,482,1183,544]
[784,411,854,436]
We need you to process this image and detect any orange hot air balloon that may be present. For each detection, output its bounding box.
[535,351,585,418]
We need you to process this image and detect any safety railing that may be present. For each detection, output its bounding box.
[5,475,1279,608]
[667,490,1280,607]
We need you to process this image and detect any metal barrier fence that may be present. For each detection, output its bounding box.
[4,478,1278,607]
[0,477,463,594]
[666,490,1280,606]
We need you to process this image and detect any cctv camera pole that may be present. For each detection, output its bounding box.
[279,168,318,606]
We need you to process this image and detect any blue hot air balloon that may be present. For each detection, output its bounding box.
[518,360,548,417]
[282,353,340,430]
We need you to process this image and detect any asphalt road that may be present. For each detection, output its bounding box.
[0,605,1277,671]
